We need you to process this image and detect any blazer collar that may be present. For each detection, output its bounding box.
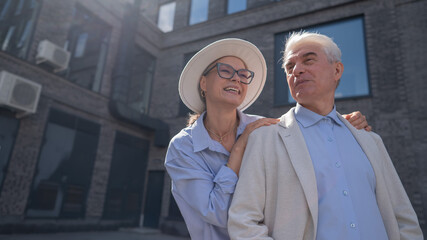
[295,103,342,128]
[278,107,319,236]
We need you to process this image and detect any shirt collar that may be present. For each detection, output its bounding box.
[294,103,342,128]
[191,110,248,153]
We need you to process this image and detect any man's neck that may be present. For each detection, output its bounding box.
[299,102,334,116]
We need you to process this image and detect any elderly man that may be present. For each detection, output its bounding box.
[228,32,423,240]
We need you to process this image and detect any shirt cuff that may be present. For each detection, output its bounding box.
[213,165,238,194]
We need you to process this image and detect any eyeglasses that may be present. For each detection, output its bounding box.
[203,62,255,85]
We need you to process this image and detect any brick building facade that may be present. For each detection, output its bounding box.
[0,0,425,237]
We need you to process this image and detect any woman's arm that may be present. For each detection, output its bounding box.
[165,142,238,227]
[227,118,279,176]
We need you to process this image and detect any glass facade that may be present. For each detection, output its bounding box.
[274,16,370,105]
[189,0,209,25]
[64,5,111,92]
[157,2,176,32]
[0,0,39,59]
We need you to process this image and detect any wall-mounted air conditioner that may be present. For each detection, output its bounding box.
[0,71,42,115]
[36,40,70,72]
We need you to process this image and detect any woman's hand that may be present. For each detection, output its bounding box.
[343,111,372,131]
[227,118,279,176]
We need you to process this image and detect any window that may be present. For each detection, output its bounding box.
[103,132,149,222]
[274,16,370,105]
[0,0,39,59]
[142,170,165,228]
[189,0,209,25]
[64,5,111,92]
[178,52,197,116]
[128,46,156,114]
[168,194,184,221]
[27,109,100,218]
[227,0,247,14]
[157,2,176,32]
[0,114,19,191]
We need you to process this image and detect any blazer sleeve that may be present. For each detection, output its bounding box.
[228,129,274,240]
[374,134,424,240]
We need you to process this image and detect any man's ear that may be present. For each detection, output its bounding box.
[334,62,344,81]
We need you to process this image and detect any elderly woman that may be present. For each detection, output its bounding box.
[165,38,369,240]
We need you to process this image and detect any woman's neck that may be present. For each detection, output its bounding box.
[204,107,238,136]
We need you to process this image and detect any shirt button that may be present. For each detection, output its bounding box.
[350,223,356,228]
[327,137,333,142]
[343,190,348,196]
[335,162,341,168]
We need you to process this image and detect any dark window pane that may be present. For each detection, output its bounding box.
[178,52,197,116]
[32,181,59,210]
[0,114,19,190]
[27,109,99,219]
[143,171,165,228]
[274,16,370,105]
[0,0,39,58]
[103,132,149,222]
[168,194,184,221]
[128,46,156,114]
[64,5,111,92]
[61,184,85,217]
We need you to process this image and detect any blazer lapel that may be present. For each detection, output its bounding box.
[337,114,383,177]
[278,109,318,234]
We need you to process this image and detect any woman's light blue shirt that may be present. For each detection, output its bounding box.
[165,110,261,240]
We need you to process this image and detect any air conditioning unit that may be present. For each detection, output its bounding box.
[0,71,42,115]
[36,40,70,72]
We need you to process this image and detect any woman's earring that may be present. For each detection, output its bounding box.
[201,90,206,98]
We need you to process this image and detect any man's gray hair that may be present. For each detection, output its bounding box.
[282,31,342,70]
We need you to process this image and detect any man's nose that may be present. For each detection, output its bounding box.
[293,62,305,76]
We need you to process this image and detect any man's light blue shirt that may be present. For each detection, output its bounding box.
[165,110,261,240]
[294,104,388,240]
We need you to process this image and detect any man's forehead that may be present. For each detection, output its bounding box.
[285,44,322,62]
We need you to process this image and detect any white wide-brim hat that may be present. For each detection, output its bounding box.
[179,38,267,114]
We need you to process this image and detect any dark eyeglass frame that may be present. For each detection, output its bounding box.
[202,62,255,85]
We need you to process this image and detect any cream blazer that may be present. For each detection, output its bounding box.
[228,108,423,240]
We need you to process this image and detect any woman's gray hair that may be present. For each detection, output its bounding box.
[282,31,342,70]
